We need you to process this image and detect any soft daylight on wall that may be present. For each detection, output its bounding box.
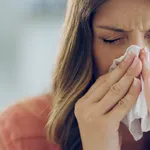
[0,0,66,110]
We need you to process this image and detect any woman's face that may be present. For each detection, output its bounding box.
[92,0,150,78]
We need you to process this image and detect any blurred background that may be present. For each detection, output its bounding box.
[0,0,66,110]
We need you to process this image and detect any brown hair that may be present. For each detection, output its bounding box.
[46,0,107,150]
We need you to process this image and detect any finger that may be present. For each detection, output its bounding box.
[83,72,111,99]
[139,48,150,109]
[97,57,142,114]
[139,48,150,81]
[106,51,136,85]
[84,52,136,103]
[106,78,141,122]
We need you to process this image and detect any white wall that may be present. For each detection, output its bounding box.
[0,1,65,110]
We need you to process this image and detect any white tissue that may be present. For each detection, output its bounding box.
[109,45,150,141]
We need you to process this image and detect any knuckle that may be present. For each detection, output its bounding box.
[110,83,121,95]
[118,98,128,109]
[128,91,135,100]
[118,63,126,72]
[125,71,133,78]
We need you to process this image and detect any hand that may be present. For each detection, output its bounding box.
[74,52,142,150]
[139,48,150,112]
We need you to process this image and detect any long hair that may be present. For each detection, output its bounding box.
[46,0,107,149]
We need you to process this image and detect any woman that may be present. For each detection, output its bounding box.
[0,0,150,149]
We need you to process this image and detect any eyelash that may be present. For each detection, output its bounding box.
[102,35,150,45]
[102,38,121,44]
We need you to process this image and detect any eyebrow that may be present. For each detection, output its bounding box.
[96,25,131,32]
[96,25,150,33]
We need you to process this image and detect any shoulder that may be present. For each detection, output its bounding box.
[0,94,60,150]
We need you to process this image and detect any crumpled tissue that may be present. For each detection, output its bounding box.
[109,45,150,141]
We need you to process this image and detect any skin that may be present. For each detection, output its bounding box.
[93,0,150,145]
[93,0,150,76]
[75,0,150,150]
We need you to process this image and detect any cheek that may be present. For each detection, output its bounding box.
[92,39,126,75]
[93,47,114,75]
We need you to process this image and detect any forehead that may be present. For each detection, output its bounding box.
[93,0,150,31]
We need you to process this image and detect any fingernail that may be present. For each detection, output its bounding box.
[124,51,133,62]
[131,57,138,68]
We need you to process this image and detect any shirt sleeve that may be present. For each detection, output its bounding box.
[0,95,59,150]
[0,110,18,150]
[0,136,6,150]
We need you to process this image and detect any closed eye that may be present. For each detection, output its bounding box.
[102,38,121,44]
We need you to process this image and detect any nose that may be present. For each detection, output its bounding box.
[128,31,147,49]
